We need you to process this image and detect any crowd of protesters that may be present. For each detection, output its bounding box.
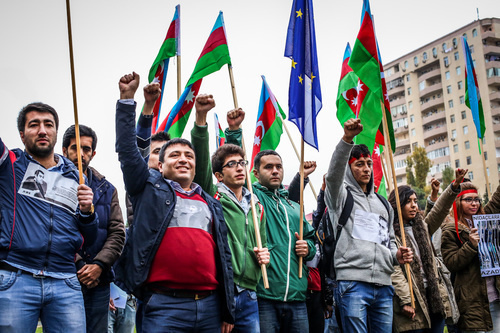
[0,71,499,333]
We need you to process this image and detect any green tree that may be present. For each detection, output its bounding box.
[405,157,416,187]
[406,147,432,189]
[441,166,454,191]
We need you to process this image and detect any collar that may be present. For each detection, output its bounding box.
[166,179,202,196]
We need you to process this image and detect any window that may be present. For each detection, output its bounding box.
[470,45,474,54]
[445,71,450,80]
[423,52,428,61]
[456,66,461,75]
[463,125,468,135]
[485,151,488,160]
[454,51,459,60]
[460,96,465,104]
[453,38,458,48]
[472,29,478,37]
[432,47,438,58]
[414,56,419,66]
[404,60,409,69]
[442,42,447,51]
[467,156,472,165]
[406,74,411,82]
[419,81,426,91]
[455,159,460,168]
[461,110,466,119]
[409,101,413,109]
[444,57,449,66]
[469,171,474,179]
[427,147,450,159]
[450,115,455,123]
[410,115,415,123]
[463,33,467,40]
[452,129,457,138]
[465,141,470,149]
[454,144,459,153]
[458,81,463,90]
[447,85,452,94]
[411,128,416,137]
[407,87,412,96]
[449,100,454,108]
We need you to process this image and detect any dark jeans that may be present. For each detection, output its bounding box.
[82,283,111,333]
[141,292,221,333]
[258,298,309,333]
[306,290,324,333]
[234,289,260,332]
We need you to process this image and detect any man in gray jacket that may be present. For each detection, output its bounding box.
[325,118,413,333]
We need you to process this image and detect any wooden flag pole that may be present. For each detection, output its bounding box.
[479,139,492,198]
[65,0,84,185]
[228,65,269,288]
[277,112,318,199]
[380,151,393,193]
[381,101,415,308]
[298,140,305,278]
[176,55,181,100]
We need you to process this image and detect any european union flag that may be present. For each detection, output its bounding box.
[284,0,322,150]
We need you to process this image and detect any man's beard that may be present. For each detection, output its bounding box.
[26,140,55,158]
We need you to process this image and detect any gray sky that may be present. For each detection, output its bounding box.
[1,0,498,215]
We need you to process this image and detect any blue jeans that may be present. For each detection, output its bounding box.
[334,280,394,333]
[324,278,341,333]
[108,297,136,333]
[0,269,85,333]
[258,298,309,333]
[234,289,260,332]
[82,283,110,332]
[141,292,221,333]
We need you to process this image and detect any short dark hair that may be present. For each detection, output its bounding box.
[159,138,195,163]
[17,102,59,132]
[151,131,171,143]
[253,150,281,171]
[62,125,98,151]
[349,144,371,161]
[34,169,44,176]
[211,144,245,174]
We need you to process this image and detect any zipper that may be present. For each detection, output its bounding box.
[237,214,249,286]
[277,194,292,302]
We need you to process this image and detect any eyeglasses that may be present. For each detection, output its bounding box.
[461,197,482,204]
[221,160,248,169]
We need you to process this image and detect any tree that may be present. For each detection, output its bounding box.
[406,147,432,189]
[441,166,454,191]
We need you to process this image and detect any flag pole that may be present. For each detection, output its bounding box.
[277,112,318,199]
[65,0,84,185]
[228,65,269,289]
[479,140,492,198]
[380,150,393,193]
[298,140,305,278]
[381,101,415,308]
[177,55,181,100]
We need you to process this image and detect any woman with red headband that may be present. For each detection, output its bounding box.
[441,181,500,332]
[389,168,466,333]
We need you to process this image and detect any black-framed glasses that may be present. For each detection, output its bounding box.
[222,160,248,169]
[461,197,482,204]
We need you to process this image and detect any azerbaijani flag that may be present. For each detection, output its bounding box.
[349,0,395,151]
[250,76,286,180]
[157,11,231,137]
[462,36,486,148]
[149,4,180,133]
[372,143,387,197]
[214,112,226,149]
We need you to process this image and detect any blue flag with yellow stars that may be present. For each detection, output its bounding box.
[284,0,322,150]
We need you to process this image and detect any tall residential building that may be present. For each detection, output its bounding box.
[384,17,500,197]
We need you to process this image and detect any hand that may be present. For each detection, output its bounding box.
[294,232,309,257]
[396,246,413,265]
[469,227,479,248]
[253,247,270,265]
[143,83,161,115]
[303,161,317,178]
[77,264,103,288]
[77,184,94,214]
[453,168,468,190]
[119,72,140,100]
[109,298,117,312]
[342,118,363,143]
[402,305,415,319]
[430,178,440,201]
[221,321,233,333]
[195,94,215,126]
[324,305,333,319]
[227,108,245,130]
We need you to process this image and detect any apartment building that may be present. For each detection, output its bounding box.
[383,17,500,196]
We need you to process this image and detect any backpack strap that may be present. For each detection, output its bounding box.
[374,192,391,218]
[337,187,354,236]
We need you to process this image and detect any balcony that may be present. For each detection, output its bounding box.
[495,139,500,148]
[482,30,500,41]
[431,155,451,166]
[418,67,441,82]
[425,138,449,151]
[423,125,447,140]
[393,126,409,135]
[388,84,405,97]
[484,44,500,56]
[493,122,500,133]
[490,90,500,102]
[395,167,407,177]
[492,105,500,116]
[422,111,446,126]
[396,138,410,148]
[488,76,500,87]
[486,61,500,71]
[419,82,443,98]
[421,96,444,112]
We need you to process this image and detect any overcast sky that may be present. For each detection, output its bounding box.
[1,0,499,215]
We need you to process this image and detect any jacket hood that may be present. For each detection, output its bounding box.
[216,182,259,206]
[252,181,289,198]
[344,162,375,195]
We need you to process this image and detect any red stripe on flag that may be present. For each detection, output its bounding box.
[357,15,379,63]
[339,58,353,81]
[165,20,177,40]
[197,27,227,61]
